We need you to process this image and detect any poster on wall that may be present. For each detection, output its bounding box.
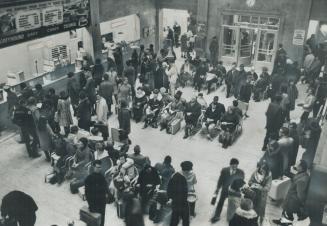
[292,29,306,46]
[0,0,90,49]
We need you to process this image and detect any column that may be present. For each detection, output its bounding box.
[195,0,209,57]
[84,0,102,63]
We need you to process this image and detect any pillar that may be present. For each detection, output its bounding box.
[84,0,102,63]
[195,0,209,57]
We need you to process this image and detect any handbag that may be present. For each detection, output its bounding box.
[211,195,217,205]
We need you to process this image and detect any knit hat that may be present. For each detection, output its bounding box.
[181,161,193,171]
[240,198,253,211]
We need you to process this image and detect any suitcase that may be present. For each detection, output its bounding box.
[78,186,86,201]
[269,176,291,201]
[116,200,125,219]
[79,206,101,226]
[167,119,181,135]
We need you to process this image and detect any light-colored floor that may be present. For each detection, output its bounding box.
[0,81,311,226]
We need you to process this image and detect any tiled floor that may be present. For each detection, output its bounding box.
[0,81,311,226]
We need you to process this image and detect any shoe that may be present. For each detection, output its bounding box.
[142,124,148,129]
[261,147,267,152]
[245,114,249,118]
[160,127,165,131]
[183,134,188,139]
[210,216,220,223]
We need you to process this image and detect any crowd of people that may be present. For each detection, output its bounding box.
[1,24,326,226]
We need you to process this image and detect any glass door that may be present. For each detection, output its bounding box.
[220,26,239,65]
[254,29,278,72]
[238,28,255,66]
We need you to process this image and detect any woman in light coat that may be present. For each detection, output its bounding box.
[248,162,272,225]
[57,91,73,136]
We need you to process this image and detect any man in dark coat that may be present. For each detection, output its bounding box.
[167,171,189,226]
[262,95,284,151]
[1,190,38,226]
[225,63,239,98]
[288,123,300,170]
[93,58,104,87]
[183,97,202,139]
[137,164,161,212]
[99,73,114,115]
[85,160,110,226]
[209,37,219,64]
[234,64,247,98]
[239,77,252,118]
[211,158,245,223]
[4,86,18,117]
[12,99,40,158]
[229,198,258,226]
[273,160,310,225]
[118,100,131,135]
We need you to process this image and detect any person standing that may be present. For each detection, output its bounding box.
[12,100,40,158]
[180,161,197,217]
[235,64,247,99]
[278,127,294,175]
[239,76,252,118]
[248,162,272,225]
[67,72,80,113]
[118,100,131,139]
[77,91,92,132]
[99,73,114,115]
[288,123,300,169]
[95,94,109,126]
[93,58,104,87]
[19,83,34,102]
[262,95,284,151]
[1,190,38,226]
[84,160,110,226]
[84,70,97,113]
[226,63,238,98]
[165,61,179,96]
[209,37,219,64]
[173,22,181,47]
[167,170,190,226]
[57,91,73,136]
[299,88,316,123]
[272,160,310,225]
[155,156,175,191]
[211,158,245,223]
[287,80,298,119]
[4,85,18,119]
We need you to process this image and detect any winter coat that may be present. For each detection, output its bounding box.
[215,167,245,194]
[167,172,188,210]
[96,97,108,124]
[248,170,272,219]
[265,102,283,132]
[57,98,73,127]
[118,108,131,134]
[67,77,80,106]
[229,207,259,226]
[205,103,226,123]
[137,167,161,195]
[155,162,175,191]
[77,98,92,131]
[282,171,310,213]
[128,153,150,173]
[99,80,114,101]
[180,171,197,193]
[287,85,298,111]
[239,83,252,103]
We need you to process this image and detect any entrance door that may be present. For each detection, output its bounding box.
[238,28,255,66]
[220,25,239,65]
[254,29,278,72]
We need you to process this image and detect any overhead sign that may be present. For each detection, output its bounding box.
[292,29,306,46]
[0,0,90,49]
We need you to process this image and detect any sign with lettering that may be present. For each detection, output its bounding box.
[292,29,306,46]
[0,0,90,49]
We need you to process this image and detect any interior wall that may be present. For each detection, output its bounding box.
[99,0,156,48]
[159,0,197,12]
[310,0,327,21]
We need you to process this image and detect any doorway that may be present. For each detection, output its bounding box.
[159,8,190,50]
[219,14,280,72]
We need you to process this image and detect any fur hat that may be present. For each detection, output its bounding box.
[181,161,193,171]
